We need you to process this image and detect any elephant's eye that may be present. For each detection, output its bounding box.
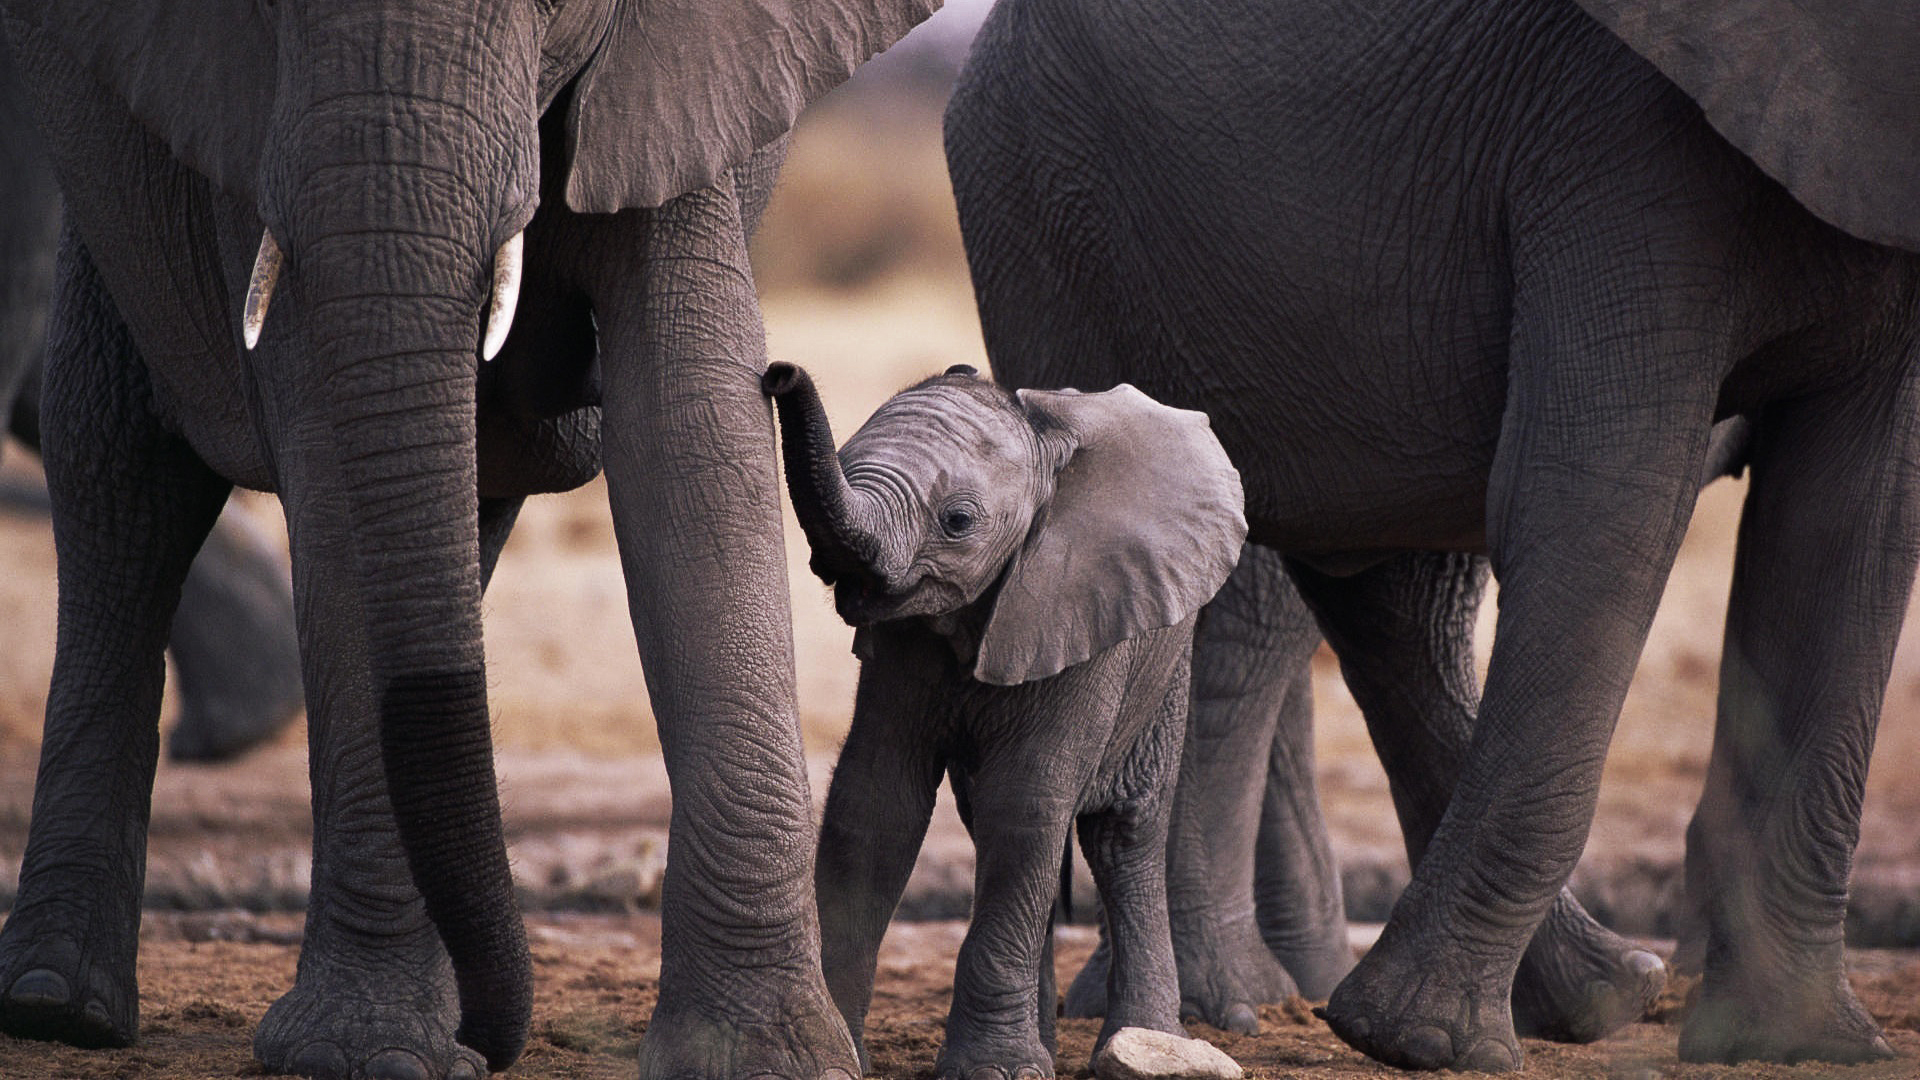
[939,505,979,538]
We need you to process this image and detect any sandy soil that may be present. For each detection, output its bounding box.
[2,913,1919,1080]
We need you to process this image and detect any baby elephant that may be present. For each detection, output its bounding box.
[764,361,1247,1079]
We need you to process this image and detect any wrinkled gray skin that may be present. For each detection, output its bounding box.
[0,48,302,762]
[949,0,1920,1070]
[1073,418,1755,1041]
[0,0,937,1077]
[764,362,1244,1079]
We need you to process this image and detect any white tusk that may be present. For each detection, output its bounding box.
[242,229,284,351]
[481,231,523,362]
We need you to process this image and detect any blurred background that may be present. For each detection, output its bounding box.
[1,0,1917,942]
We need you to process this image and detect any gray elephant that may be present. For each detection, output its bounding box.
[0,2,937,1079]
[0,41,303,762]
[948,0,1920,1071]
[763,361,1245,1078]
[1093,418,1755,1041]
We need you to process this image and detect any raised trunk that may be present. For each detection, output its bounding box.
[763,361,883,583]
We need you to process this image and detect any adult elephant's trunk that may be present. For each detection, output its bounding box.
[296,220,530,1068]
[763,362,884,583]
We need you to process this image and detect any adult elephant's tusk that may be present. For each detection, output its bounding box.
[242,229,283,351]
[481,231,523,362]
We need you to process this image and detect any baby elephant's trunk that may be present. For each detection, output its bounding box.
[762,362,884,584]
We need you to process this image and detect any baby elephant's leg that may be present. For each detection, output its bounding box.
[958,772,1063,1060]
[1078,674,1189,1054]
[942,783,1075,1080]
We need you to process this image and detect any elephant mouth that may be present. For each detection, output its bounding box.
[833,571,968,628]
[833,573,906,626]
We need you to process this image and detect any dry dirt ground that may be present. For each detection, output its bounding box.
[2,913,1920,1079]
[4,88,1920,1078]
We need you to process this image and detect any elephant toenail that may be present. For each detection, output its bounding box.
[288,1041,350,1079]
[6,968,72,1007]
[1011,1068,1047,1080]
[1626,950,1665,980]
[1871,1035,1895,1058]
[1395,1024,1453,1068]
[1224,1003,1260,1036]
[446,1058,483,1080]
[366,1048,431,1080]
[81,999,111,1026]
[967,1067,1011,1080]
[1459,1038,1521,1073]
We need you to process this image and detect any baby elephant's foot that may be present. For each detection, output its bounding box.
[1510,891,1665,1043]
[0,914,137,1048]
[254,958,481,1080]
[1316,930,1521,1072]
[1679,964,1894,1066]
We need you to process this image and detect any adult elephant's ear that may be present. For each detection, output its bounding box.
[1576,0,1920,250]
[5,0,275,199]
[973,385,1246,686]
[564,0,940,213]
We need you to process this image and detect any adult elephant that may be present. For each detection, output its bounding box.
[948,0,1919,1070]
[1121,419,1754,1039]
[0,3,936,1080]
[0,43,303,762]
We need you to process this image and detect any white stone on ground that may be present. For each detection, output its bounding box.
[1093,1027,1243,1080]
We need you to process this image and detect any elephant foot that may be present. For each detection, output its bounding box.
[1679,964,1893,1066]
[0,903,138,1047]
[1068,915,1291,1037]
[936,1030,1055,1080]
[254,953,480,1080]
[1173,912,1298,1035]
[167,692,302,762]
[1316,927,1521,1072]
[637,972,859,1080]
[1509,890,1665,1043]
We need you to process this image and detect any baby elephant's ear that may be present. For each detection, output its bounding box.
[974,385,1246,685]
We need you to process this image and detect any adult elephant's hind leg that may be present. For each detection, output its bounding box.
[1678,377,1918,1066]
[590,178,855,1080]
[0,228,230,1047]
[1289,551,1664,1042]
[163,507,305,762]
[1319,254,1721,1072]
[1249,569,1352,1000]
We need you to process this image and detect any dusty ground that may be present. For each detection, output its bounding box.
[4,66,1920,1080]
[2,913,1920,1079]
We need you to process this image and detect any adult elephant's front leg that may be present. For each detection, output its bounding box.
[589,179,856,1080]
[1288,551,1665,1043]
[1318,256,1722,1072]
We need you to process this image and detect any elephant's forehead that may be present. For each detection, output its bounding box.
[848,386,1031,464]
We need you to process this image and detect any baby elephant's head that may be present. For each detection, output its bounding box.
[764,362,1246,685]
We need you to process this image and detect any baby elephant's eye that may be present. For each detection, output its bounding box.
[939,506,978,537]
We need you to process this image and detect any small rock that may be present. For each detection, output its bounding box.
[1094,1027,1243,1080]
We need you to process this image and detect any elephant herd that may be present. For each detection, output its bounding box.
[2,0,1917,1077]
